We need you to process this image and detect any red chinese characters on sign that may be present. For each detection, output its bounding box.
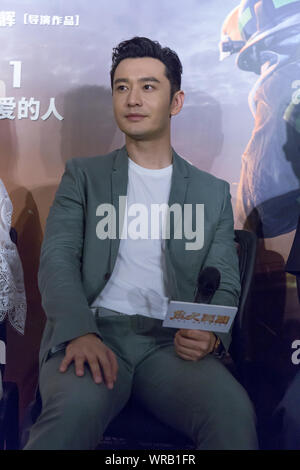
[169,310,230,325]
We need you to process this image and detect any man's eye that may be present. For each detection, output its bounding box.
[117,85,127,91]
[144,84,154,90]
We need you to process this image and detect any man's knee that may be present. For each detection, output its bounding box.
[56,384,105,424]
[24,381,107,450]
[194,384,258,449]
[38,356,106,426]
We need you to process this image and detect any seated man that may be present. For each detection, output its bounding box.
[24,37,258,450]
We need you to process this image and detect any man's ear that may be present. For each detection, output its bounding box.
[170,90,185,117]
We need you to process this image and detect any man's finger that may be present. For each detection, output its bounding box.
[106,349,118,381]
[184,341,210,354]
[178,329,209,340]
[176,333,210,354]
[176,334,203,350]
[176,343,200,359]
[176,350,197,361]
[59,353,73,373]
[74,356,85,377]
[99,354,115,389]
[87,358,103,384]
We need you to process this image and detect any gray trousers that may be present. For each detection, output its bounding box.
[24,308,258,450]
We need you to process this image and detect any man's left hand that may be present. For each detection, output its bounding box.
[174,329,216,361]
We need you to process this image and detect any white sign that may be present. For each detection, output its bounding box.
[163,301,238,333]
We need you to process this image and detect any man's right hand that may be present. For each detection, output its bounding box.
[59,333,118,389]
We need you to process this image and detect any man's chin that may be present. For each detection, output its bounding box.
[123,129,152,141]
[119,123,166,142]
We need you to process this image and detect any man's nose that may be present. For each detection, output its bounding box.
[127,86,142,106]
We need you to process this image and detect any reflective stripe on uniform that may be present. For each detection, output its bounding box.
[272,0,300,8]
[238,6,252,34]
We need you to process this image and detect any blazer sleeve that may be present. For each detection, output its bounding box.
[38,159,102,349]
[202,181,241,352]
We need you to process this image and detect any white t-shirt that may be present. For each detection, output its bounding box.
[91,157,173,319]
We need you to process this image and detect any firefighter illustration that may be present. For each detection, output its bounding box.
[219,0,300,238]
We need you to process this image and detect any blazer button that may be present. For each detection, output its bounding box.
[104,272,111,280]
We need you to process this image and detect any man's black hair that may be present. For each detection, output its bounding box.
[110,36,183,101]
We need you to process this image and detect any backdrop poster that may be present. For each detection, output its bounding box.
[0,0,299,429]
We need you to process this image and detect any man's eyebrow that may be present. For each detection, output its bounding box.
[139,77,161,83]
[113,77,161,85]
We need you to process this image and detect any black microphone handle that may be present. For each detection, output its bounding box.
[194,267,221,304]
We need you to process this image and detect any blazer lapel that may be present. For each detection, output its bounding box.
[167,148,190,245]
[164,149,190,299]
[110,146,128,274]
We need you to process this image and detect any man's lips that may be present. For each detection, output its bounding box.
[125,114,147,121]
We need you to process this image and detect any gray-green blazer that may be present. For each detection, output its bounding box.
[38,146,241,367]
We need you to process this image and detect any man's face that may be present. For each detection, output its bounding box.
[112,57,178,141]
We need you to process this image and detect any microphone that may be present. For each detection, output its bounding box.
[194,267,221,304]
